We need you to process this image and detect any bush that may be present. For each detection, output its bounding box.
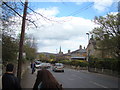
[89,58,119,72]
[79,61,88,67]
[70,60,88,67]
[59,60,88,67]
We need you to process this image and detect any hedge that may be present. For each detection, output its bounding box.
[59,60,88,67]
[89,58,119,72]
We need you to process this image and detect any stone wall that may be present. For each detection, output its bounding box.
[89,68,119,77]
[64,65,87,70]
[64,64,119,77]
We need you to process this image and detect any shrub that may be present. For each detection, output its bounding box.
[89,58,119,71]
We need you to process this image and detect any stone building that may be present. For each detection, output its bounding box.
[65,45,87,60]
[86,36,101,60]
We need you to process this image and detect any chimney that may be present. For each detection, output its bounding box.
[68,50,70,54]
[84,47,85,49]
[79,45,82,49]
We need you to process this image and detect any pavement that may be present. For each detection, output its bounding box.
[21,67,37,88]
[0,75,2,89]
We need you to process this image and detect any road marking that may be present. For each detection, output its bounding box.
[89,81,108,88]
[71,74,77,77]
[78,77,83,79]
[68,78,74,81]
[70,74,83,80]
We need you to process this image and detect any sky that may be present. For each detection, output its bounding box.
[13,0,119,54]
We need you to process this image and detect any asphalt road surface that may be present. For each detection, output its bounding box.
[21,66,119,89]
[47,68,118,89]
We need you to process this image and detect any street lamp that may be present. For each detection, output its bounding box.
[86,33,89,44]
[86,32,90,71]
[86,32,90,61]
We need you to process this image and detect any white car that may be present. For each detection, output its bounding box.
[35,61,41,68]
[39,63,49,69]
[46,63,51,68]
[52,63,64,72]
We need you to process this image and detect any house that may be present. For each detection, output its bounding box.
[86,35,102,60]
[65,45,87,60]
[86,37,96,57]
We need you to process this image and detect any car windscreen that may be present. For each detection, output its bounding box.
[55,64,63,66]
[35,62,40,65]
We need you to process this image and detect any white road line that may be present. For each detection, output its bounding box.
[71,74,77,77]
[68,78,74,81]
[89,81,108,88]
[78,77,83,79]
[71,74,83,80]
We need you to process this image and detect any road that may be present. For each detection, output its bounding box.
[21,67,119,89]
[49,68,118,88]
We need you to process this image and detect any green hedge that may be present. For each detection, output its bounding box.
[59,60,88,67]
[89,58,119,72]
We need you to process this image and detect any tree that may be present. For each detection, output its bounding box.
[1,2,20,64]
[24,34,37,61]
[91,13,120,59]
[1,2,23,36]
[49,54,55,59]
[2,34,18,63]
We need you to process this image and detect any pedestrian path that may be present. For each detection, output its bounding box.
[21,67,37,88]
[0,75,2,89]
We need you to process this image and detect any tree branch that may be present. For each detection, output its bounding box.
[2,2,37,28]
[19,0,61,23]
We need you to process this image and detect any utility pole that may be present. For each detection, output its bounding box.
[17,0,28,82]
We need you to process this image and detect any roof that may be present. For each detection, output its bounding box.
[70,49,86,54]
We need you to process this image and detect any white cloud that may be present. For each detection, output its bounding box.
[76,2,83,5]
[93,0,113,12]
[25,8,97,53]
[12,7,97,53]
[33,7,59,17]
[75,0,116,12]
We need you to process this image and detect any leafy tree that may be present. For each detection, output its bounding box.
[16,33,37,61]
[24,44,36,61]
[38,53,48,62]
[2,34,18,63]
[1,2,21,63]
[49,54,55,59]
[91,13,120,59]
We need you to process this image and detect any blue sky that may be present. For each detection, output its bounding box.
[14,1,119,53]
[29,2,118,19]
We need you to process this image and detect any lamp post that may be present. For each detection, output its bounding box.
[86,33,89,44]
[86,33,90,71]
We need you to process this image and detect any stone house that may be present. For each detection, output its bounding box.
[65,45,87,60]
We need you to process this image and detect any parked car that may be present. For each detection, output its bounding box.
[46,63,51,68]
[35,61,41,68]
[39,63,50,69]
[52,63,64,72]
